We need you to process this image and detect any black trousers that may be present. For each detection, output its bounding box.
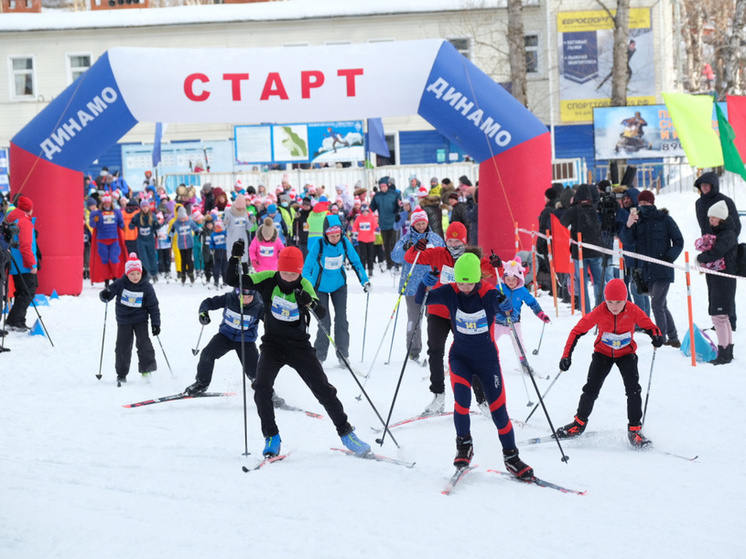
[197,333,258,385]
[253,341,351,438]
[576,352,642,426]
[381,229,397,268]
[115,321,156,378]
[357,242,375,273]
[7,272,38,327]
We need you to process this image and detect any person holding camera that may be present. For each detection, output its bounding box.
[4,196,38,332]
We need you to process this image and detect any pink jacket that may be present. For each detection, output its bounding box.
[249,236,285,272]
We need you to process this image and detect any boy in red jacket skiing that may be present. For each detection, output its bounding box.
[556,278,663,447]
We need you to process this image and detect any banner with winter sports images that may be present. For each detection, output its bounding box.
[558,8,656,123]
[10,40,550,295]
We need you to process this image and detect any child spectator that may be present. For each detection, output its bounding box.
[250,217,285,272]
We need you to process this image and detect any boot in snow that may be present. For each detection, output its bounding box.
[423,392,445,415]
[263,434,281,457]
[628,424,652,448]
[503,448,534,480]
[454,435,473,468]
[556,416,587,439]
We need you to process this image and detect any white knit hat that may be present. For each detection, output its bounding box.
[707,200,729,221]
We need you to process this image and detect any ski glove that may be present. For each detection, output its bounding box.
[651,334,664,348]
[489,253,502,269]
[295,289,313,308]
[559,357,572,371]
[423,269,439,287]
[198,312,211,326]
[151,324,161,337]
[537,311,551,324]
[231,239,246,258]
[99,289,111,303]
[414,239,428,252]
[363,282,372,293]
[496,291,512,314]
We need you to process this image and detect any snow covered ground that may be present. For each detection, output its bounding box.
[2,188,744,558]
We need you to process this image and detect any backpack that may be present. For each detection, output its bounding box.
[680,324,718,362]
[736,243,746,277]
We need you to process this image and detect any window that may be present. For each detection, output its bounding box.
[448,37,471,60]
[525,34,539,74]
[9,56,35,100]
[67,54,92,84]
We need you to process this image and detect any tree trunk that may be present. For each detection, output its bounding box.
[723,0,746,94]
[682,1,704,92]
[507,0,528,107]
[610,0,631,106]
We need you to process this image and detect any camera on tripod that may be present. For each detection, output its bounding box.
[1,222,19,248]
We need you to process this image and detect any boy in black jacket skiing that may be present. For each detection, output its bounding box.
[185,287,265,395]
[99,252,161,386]
[226,240,371,458]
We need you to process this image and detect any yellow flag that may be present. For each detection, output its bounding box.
[662,93,724,167]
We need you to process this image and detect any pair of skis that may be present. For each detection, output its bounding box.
[242,449,416,473]
[442,465,586,496]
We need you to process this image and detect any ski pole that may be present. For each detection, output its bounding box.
[155,335,175,377]
[524,370,563,423]
[377,290,430,447]
[641,348,657,426]
[532,322,546,355]
[356,251,422,398]
[384,302,401,365]
[96,301,109,380]
[238,260,250,457]
[7,252,53,347]
[360,291,370,362]
[191,324,205,356]
[495,266,569,463]
[307,304,400,448]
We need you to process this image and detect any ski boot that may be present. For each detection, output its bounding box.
[263,434,281,457]
[185,381,209,396]
[628,425,652,448]
[423,392,445,415]
[555,416,587,439]
[503,448,534,480]
[340,428,371,456]
[454,435,473,468]
[116,375,127,387]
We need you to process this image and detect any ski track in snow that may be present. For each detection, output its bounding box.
[1,189,744,557]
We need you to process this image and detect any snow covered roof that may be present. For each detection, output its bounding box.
[0,0,509,32]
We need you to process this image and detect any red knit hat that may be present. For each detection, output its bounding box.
[604,278,628,301]
[124,252,142,275]
[277,246,304,274]
[445,222,467,244]
[410,207,428,227]
[16,196,33,212]
[637,190,655,204]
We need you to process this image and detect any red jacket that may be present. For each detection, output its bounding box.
[5,207,36,269]
[562,301,660,359]
[352,213,378,243]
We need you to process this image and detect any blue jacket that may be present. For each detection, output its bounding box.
[103,272,161,326]
[199,290,264,343]
[391,228,445,295]
[170,217,200,250]
[370,188,401,230]
[209,230,227,250]
[619,204,683,284]
[494,284,543,325]
[303,215,369,293]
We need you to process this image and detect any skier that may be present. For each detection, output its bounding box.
[351,203,378,276]
[89,192,127,287]
[555,278,663,447]
[184,287,264,395]
[128,199,160,282]
[416,253,533,479]
[99,253,161,385]
[169,207,200,284]
[226,241,371,458]
[249,217,285,272]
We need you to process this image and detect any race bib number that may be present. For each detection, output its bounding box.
[601,331,632,350]
[324,255,344,270]
[455,309,488,335]
[120,289,143,308]
[224,308,254,330]
[440,265,455,284]
[303,222,309,232]
[271,296,300,322]
[235,217,247,227]
[259,245,275,257]
[179,225,191,235]
[360,222,371,232]
[103,214,115,225]
[140,227,151,236]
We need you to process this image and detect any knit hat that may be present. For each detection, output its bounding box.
[140,199,151,210]
[410,207,428,228]
[544,188,557,201]
[604,278,628,301]
[278,246,304,274]
[16,196,33,212]
[503,257,525,288]
[267,204,277,214]
[214,220,224,232]
[459,175,472,187]
[445,222,467,244]
[124,252,142,275]
[430,177,439,185]
[325,224,342,235]
[354,197,361,207]
[417,186,429,198]
[302,197,312,206]
[448,192,459,201]
[454,253,481,283]
[177,207,187,219]
[708,200,729,221]
[360,204,369,212]
[378,176,389,186]
[234,179,244,190]
[637,190,655,204]
[260,217,276,240]
[101,194,112,204]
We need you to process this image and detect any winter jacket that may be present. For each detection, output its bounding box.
[303,215,368,293]
[619,204,683,284]
[89,207,124,241]
[223,207,253,263]
[370,188,402,230]
[465,199,478,246]
[307,204,329,240]
[249,235,285,272]
[495,284,543,325]
[562,301,660,360]
[697,216,738,316]
[560,185,603,259]
[420,195,445,238]
[537,200,555,256]
[293,208,312,245]
[169,217,200,250]
[391,228,445,295]
[129,212,160,242]
[694,172,741,237]
[103,272,161,327]
[352,213,378,244]
[199,290,264,343]
[6,208,37,273]
[208,230,227,251]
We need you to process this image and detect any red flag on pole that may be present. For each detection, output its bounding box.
[550,214,572,274]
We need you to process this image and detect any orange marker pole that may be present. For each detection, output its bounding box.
[546,229,558,317]
[514,222,520,258]
[685,252,696,367]
[531,224,538,297]
[618,239,624,276]
[578,232,586,316]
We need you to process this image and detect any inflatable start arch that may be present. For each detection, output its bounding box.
[10,39,550,295]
